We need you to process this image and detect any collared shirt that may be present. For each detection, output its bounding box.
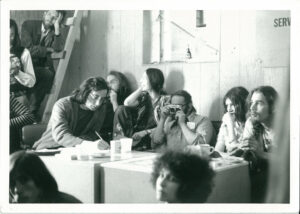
[155,112,215,149]
[40,23,50,43]
[241,118,275,153]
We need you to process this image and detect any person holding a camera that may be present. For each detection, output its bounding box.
[151,90,215,150]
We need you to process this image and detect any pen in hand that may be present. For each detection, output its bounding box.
[95,131,103,141]
[95,131,110,150]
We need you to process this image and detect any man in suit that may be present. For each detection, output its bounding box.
[21,10,66,119]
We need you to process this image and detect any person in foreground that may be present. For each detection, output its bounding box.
[33,77,113,150]
[151,150,215,203]
[10,151,81,203]
[151,90,215,150]
[215,86,249,153]
[106,70,131,111]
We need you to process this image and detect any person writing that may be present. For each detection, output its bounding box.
[33,77,113,150]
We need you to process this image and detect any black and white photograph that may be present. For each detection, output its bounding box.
[0,0,299,213]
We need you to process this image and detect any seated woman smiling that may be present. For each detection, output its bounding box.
[151,150,215,203]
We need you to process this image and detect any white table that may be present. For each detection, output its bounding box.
[40,150,155,203]
[101,155,251,203]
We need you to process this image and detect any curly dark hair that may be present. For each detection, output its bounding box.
[70,76,109,104]
[108,71,131,105]
[10,151,58,202]
[151,150,215,203]
[223,86,249,123]
[146,68,165,94]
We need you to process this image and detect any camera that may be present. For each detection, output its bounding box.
[167,104,182,115]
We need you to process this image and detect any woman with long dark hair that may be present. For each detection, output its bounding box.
[113,68,170,150]
[10,19,36,106]
[10,151,81,203]
[215,86,249,152]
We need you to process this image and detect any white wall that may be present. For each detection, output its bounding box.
[60,10,290,121]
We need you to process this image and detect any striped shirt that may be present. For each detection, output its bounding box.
[10,96,35,128]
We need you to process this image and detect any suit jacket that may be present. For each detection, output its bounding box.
[21,20,64,70]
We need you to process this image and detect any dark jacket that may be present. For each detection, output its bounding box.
[21,20,64,70]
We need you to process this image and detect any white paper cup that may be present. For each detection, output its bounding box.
[120,138,133,153]
[110,140,121,154]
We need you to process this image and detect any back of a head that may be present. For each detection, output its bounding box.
[152,150,215,203]
[146,68,165,94]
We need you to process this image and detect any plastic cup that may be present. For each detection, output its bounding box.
[110,140,121,154]
[120,138,133,153]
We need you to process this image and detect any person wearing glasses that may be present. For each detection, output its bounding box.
[33,77,113,150]
[152,90,215,150]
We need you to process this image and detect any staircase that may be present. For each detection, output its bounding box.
[41,10,83,123]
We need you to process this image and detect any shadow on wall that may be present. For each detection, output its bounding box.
[123,72,138,91]
[79,10,108,80]
[143,11,152,64]
[208,97,222,121]
[165,70,185,94]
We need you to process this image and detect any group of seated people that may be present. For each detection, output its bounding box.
[9,64,279,204]
[9,10,280,205]
[10,10,66,153]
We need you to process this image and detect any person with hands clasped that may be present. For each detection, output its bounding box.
[215,87,249,153]
[33,77,113,150]
[151,90,215,150]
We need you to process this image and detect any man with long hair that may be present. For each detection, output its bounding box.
[33,77,113,150]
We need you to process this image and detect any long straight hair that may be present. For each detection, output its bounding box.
[70,77,109,104]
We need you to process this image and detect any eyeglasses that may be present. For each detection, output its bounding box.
[87,92,109,104]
